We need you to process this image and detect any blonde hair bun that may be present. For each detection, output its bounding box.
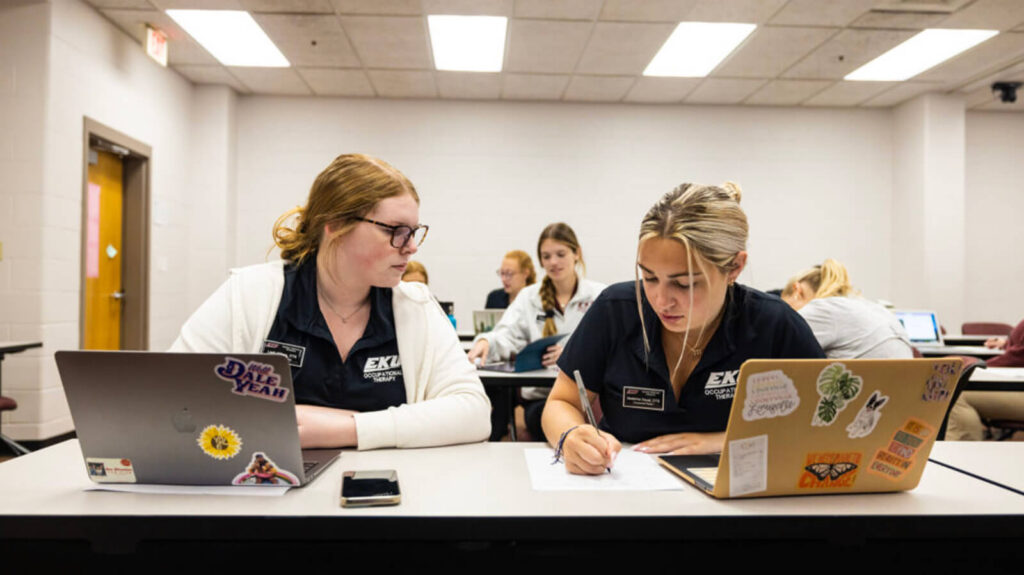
[721,181,743,204]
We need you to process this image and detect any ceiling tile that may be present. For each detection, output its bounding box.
[422,0,514,15]
[802,80,896,106]
[963,84,1001,109]
[501,73,570,99]
[100,9,219,65]
[297,68,376,96]
[151,0,244,8]
[715,26,837,78]
[685,0,789,24]
[228,67,312,95]
[85,0,156,8]
[514,0,602,21]
[173,64,250,93]
[623,77,700,103]
[239,0,333,12]
[563,75,634,101]
[576,22,674,75]
[330,0,421,15]
[849,10,944,29]
[599,0,699,22]
[769,0,876,27]
[436,72,502,99]
[914,32,1024,85]
[506,19,591,74]
[685,78,766,104]
[935,0,1024,31]
[744,79,832,106]
[861,82,942,107]
[955,60,1024,94]
[368,70,438,98]
[976,96,1024,111]
[341,16,431,69]
[253,14,360,67]
[782,28,916,80]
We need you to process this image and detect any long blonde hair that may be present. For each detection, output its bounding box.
[636,182,748,375]
[783,258,858,300]
[272,154,418,277]
[537,223,584,337]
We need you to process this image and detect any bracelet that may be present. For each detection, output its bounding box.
[552,425,580,464]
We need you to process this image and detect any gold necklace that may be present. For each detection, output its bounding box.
[318,293,368,324]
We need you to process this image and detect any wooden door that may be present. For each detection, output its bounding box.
[83,149,123,350]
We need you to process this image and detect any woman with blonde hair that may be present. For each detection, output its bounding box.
[781,259,913,359]
[468,223,606,439]
[172,153,490,450]
[401,260,428,285]
[486,250,537,309]
[542,183,823,475]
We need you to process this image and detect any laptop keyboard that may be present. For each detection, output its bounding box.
[303,461,318,473]
[689,467,718,486]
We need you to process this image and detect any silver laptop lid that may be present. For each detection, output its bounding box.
[56,351,311,486]
[892,309,943,346]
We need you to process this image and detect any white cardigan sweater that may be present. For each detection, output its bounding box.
[170,261,491,450]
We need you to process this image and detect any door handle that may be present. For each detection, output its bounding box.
[111,291,125,300]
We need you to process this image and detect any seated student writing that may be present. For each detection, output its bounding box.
[947,318,1024,440]
[542,183,824,475]
[171,153,490,450]
[782,259,913,359]
[486,250,536,309]
[468,223,606,439]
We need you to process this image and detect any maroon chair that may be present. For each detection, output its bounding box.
[962,322,1013,336]
[0,395,29,456]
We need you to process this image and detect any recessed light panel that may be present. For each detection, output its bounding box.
[166,10,289,68]
[846,29,997,81]
[644,22,756,78]
[428,15,508,72]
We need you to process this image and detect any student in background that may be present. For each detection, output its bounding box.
[781,259,913,359]
[542,183,824,475]
[171,153,490,450]
[948,318,1024,440]
[485,250,537,309]
[401,261,428,285]
[468,223,606,440]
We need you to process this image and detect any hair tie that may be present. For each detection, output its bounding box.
[552,425,580,464]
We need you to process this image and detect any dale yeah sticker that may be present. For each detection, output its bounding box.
[215,357,289,403]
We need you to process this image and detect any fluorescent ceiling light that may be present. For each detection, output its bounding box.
[845,28,997,81]
[644,22,756,78]
[428,15,507,72]
[167,10,289,67]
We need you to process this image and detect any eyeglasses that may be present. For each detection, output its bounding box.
[496,269,519,279]
[356,217,429,249]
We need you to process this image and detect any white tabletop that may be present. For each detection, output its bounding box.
[919,345,1002,357]
[2,439,1022,519]
[970,367,1024,382]
[929,441,1024,494]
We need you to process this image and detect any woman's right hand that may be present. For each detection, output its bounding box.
[562,425,622,475]
[467,339,490,364]
[985,337,1007,350]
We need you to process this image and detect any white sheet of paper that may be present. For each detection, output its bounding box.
[85,484,290,496]
[523,448,685,491]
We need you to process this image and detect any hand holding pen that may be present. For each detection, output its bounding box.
[560,370,620,474]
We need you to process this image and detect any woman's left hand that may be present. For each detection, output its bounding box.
[632,431,726,455]
[541,344,563,367]
[295,405,359,448]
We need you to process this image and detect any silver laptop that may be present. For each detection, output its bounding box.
[892,309,944,348]
[55,351,340,486]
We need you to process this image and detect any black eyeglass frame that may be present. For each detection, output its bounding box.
[355,217,429,249]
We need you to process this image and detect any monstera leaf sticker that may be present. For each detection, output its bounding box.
[812,363,863,426]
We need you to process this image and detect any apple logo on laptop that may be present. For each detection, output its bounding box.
[172,408,196,433]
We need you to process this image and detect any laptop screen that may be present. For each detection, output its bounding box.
[893,310,941,344]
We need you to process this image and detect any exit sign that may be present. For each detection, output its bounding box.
[146,25,168,67]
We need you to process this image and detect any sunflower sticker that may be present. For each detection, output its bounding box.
[197,424,242,460]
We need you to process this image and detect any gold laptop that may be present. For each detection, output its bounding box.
[658,358,962,498]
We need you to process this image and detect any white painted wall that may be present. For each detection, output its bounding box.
[235,97,896,329]
[964,111,1024,328]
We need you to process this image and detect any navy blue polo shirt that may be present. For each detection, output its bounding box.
[557,281,824,444]
[261,260,406,412]
[485,288,509,309]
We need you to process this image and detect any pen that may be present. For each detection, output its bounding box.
[573,369,611,473]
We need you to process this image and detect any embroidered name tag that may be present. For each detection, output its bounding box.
[622,386,665,411]
[261,340,305,368]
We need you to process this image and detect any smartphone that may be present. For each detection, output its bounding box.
[340,470,401,508]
